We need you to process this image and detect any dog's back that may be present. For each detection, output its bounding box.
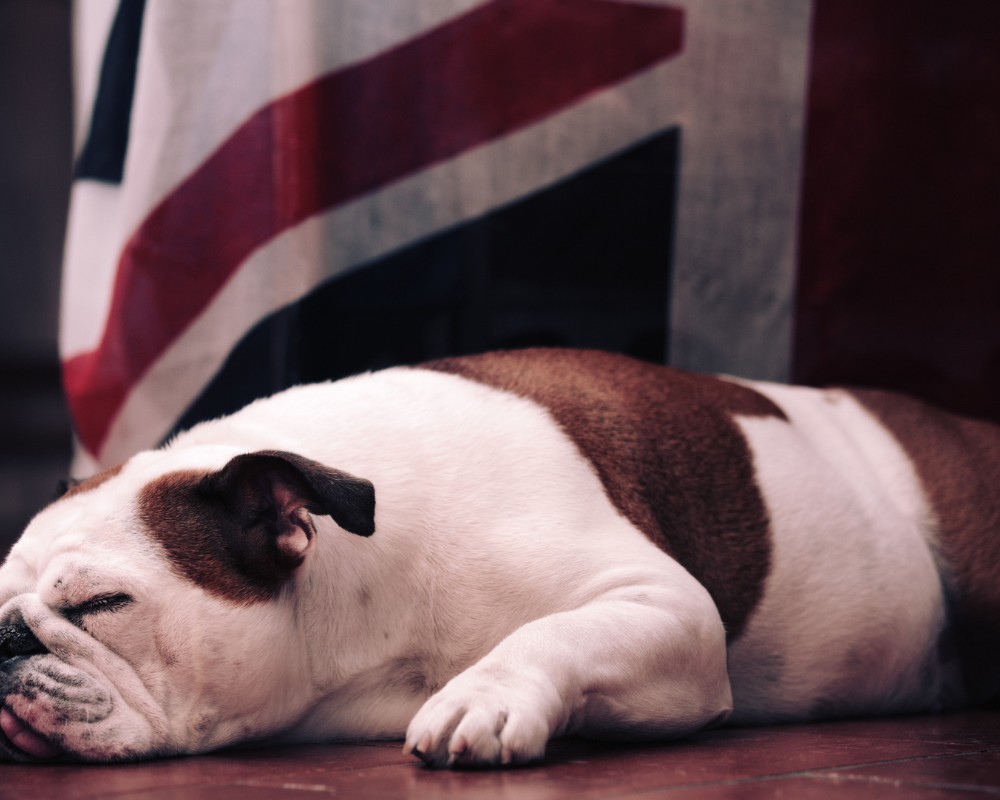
[423,349,999,717]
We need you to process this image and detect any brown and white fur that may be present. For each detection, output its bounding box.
[0,349,997,766]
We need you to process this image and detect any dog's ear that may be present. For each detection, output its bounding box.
[201,450,375,568]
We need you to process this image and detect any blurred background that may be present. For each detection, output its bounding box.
[0,0,73,551]
[1,0,998,557]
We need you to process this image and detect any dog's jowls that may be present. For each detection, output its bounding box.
[0,348,997,766]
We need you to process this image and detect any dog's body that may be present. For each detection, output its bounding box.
[0,349,997,766]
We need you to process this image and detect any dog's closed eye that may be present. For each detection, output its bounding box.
[63,593,135,627]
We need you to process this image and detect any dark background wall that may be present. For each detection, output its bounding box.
[0,0,74,552]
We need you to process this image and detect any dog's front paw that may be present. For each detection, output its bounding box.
[404,667,559,768]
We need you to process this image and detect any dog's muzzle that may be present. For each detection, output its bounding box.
[0,613,66,761]
[0,615,48,662]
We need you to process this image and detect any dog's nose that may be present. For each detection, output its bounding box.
[0,617,47,661]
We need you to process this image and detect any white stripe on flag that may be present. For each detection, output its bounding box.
[669,0,813,382]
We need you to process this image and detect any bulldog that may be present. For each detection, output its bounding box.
[1,348,997,767]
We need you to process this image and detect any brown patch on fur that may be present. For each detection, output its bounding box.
[138,470,300,605]
[851,388,1000,703]
[422,348,786,640]
[60,464,125,500]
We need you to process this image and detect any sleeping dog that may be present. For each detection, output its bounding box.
[0,348,997,766]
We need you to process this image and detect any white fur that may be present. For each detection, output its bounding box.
[726,381,948,720]
[0,365,963,766]
[0,368,732,765]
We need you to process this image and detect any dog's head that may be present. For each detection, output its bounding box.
[0,448,375,762]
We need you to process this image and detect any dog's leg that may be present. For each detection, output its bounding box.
[404,573,731,768]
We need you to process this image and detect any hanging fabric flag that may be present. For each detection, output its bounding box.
[64,0,998,475]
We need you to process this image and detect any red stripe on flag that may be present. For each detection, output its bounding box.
[794,0,1000,420]
[65,0,685,458]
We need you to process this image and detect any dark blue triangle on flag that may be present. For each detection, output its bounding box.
[171,128,680,439]
[74,0,146,183]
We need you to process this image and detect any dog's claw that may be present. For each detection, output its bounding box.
[405,732,435,764]
[448,734,468,756]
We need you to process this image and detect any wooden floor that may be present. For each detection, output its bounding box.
[3,710,999,799]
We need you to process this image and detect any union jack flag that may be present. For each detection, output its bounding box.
[62,0,1000,473]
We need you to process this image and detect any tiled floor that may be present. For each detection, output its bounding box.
[2,710,999,799]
